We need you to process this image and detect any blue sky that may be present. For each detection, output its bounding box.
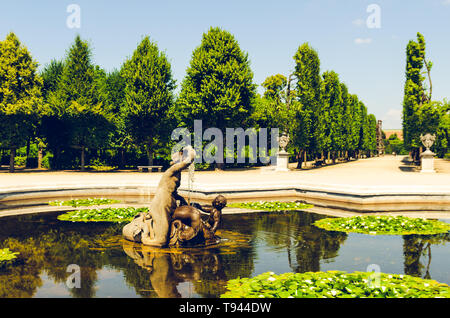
[1,0,449,129]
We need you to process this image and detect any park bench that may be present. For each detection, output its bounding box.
[137,165,163,172]
[313,160,325,167]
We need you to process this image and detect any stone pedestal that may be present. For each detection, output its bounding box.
[276,151,290,172]
[420,149,435,173]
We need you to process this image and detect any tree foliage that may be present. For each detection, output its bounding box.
[176,27,256,131]
[403,33,426,150]
[402,32,448,159]
[45,35,113,170]
[293,43,322,152]
[0,29,384,172]
[121,36,175,165]
[0,32,43,172]
[254,42,378,166]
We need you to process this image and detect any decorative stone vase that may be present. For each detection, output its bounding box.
[275,132,290,172]
[420,133,436,173]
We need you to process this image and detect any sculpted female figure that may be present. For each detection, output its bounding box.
[122,146,195,247]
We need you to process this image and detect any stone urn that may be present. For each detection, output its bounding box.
[420,133,436,173]
[275,132,290,172]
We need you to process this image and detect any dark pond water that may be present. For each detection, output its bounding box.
[0,211,449,298]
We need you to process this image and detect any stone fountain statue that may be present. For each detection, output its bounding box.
[122,146,226,247]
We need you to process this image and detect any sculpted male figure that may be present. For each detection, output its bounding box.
[169,195,226,246]
[122,146,195,247]
[201,195,226,234]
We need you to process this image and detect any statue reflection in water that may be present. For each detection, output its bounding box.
[122,240,226,298]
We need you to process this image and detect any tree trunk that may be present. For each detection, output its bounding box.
[412,147,421,165]
[25,138,31,168]
[304,150,307,168]
[9,148,16,173]
[81,146,85,171]
[418,147,423,166]
[54,147,61,170]
[146,143,153,166]
[119,148,125,170]
[37,146,43,169]
[296,149,304,169]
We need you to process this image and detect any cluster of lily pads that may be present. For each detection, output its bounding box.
[57,207,147,223]
[55,199,313,222]
[221,271,450,298]
[228,201,313,211]
[49,198,121,207]
[313,215,450,235]
[0,248,19,268]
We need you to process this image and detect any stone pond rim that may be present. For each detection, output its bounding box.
[1,156,449,216]
[1,181,449,217]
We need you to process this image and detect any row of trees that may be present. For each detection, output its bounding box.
[402,33,449,161]
[0,27,378,172]
[253,43,378,167]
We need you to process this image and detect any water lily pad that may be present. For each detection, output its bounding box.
[313,215,450,235]
[221,271,450,298]
[57,207,147,223]
[49,198,121,207]
[228,201,313,211]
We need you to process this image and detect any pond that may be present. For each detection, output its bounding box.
[0,211,449,298]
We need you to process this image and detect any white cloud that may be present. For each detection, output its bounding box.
[386,109,401,118]
[352,18,365,27]
[442,0,450,5]
[354,38,372,45]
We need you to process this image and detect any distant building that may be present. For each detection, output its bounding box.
[376,120,385,155]
[384,129,403,141]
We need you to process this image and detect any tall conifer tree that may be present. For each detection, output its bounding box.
[121,36,175,166]
[49,35,112,171]
[0,32,43,172]
[293,43,321,162]
[320,71,342,159]
[177,27,256,131]
[402,33,426,153]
